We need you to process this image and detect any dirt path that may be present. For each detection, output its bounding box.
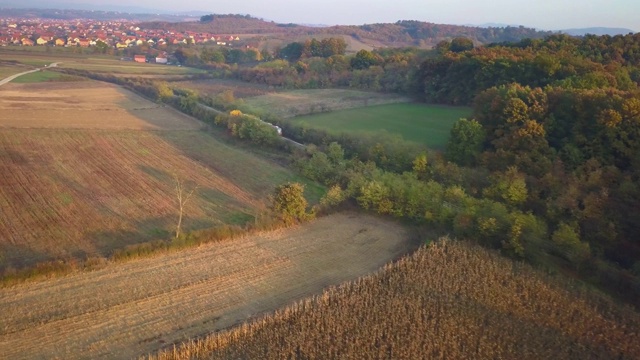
[0,63,58,87]
[0,213,416,359]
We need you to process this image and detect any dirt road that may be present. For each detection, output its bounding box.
[0,213,416,359]
[0,62,58,87]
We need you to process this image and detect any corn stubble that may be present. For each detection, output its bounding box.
[149,239,640,360]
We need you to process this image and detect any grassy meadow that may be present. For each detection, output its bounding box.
[9,69,66,83]
[242,89,411,118]
[289,102,472,149]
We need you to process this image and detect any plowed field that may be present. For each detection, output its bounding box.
[0,81,318,270]
[0,82,203,130]
[0,213,415,359]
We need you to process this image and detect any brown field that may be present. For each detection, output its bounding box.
[0,82,203,130]
[254,34,375,54]
[0,80,320,271]
[171,78,274,98]
[0,50,202,75]
[0,213,415,359]
[0,62,32,79]
[150,239,640,360]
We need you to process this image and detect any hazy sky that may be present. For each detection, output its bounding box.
[58,0,640,30]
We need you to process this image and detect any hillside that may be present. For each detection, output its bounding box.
[324,21,554,47]
[561,27,636,36]
[140,15,287,35]
[150,239,640,359]
[138,15,553,48]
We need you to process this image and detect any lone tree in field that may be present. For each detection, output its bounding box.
[272,182,312,225]
[174,175,198,239]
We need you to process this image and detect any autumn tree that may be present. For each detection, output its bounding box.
[351,50,382,70]
[446,118,485,166]
[155,82,174,102]
[484,166,528,207]
[272,183,313,225]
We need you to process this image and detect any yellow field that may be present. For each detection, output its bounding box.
[0,213,415,359]
[0,82,202,130]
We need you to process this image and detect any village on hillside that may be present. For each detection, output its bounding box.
[0,17,241,50]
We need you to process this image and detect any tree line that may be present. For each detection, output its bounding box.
[53,31,640,304]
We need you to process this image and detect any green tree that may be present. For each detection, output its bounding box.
[484,166,528,206]
[450,37,474,52]
[350,50,381,70]
[279,42,304,62]
[412,153,428,179]
[445,118,485,165]
[320,185,347,209]
[272,183,312,225]
[326,142,345,164]
[552,222,590,264]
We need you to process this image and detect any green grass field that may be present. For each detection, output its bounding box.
[289,103,472,149]
[242,89,410,119]
[57,59,205,75]
[9,70,63,83]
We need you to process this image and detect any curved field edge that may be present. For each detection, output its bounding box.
[288,102,472,148]
[240,88,412,118]
[0,212,417,360]
[149,239,640,360]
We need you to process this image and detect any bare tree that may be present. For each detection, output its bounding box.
[174,175,198,239]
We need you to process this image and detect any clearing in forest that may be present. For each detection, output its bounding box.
[243,88,411,118]
[0,213,416,360]
[289,102,472,149]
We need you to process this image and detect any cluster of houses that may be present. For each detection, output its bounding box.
[0,17,241,48]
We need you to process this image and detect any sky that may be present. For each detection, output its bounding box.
[12,0,640,31]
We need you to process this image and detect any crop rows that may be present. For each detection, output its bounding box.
[0,129,262,270]
[150,239,640,360]
[0,213,412,359]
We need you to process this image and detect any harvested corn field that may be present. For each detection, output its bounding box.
[150,240,640,360]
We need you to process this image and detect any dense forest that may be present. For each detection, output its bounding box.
[327,21,553,47]
[58,32,640,304]
[197,32,640,303]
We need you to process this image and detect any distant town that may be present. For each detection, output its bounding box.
[0,16,242,62]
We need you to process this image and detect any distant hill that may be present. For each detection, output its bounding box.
[561,27,636,36]
[139,15,554,48]
[141,14,285,34]
[324,21,554,47]
[0,7,199,21]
